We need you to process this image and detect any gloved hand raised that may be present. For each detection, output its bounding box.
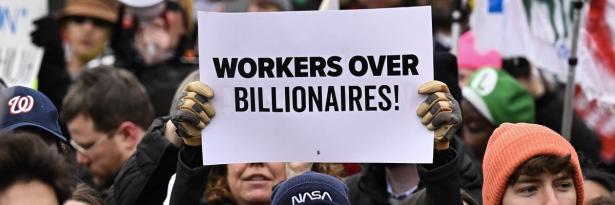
[416,81,461,150]
[171,82,215,146]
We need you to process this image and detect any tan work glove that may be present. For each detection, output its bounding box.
[416,81,461,150]
[171,82,215,146]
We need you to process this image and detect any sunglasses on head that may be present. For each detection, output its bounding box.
[65,15,114,28]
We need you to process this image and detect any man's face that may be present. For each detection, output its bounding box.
[63,16,112,61]
[502,171,577,205]
[226,163,287,204]
[461,100,496,161]
[67,114,125,185]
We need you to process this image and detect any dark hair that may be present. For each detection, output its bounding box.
[61,66,154,133]
[69,183,104,205]
[10,127,77,169]
[583,165,615,192]
[0,132,76,203]
[508,154,575,185]
[587,196,615,205]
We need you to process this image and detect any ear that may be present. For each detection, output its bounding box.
[115,121,145,152]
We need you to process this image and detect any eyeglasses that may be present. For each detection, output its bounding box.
[65,16,114,28]
[69,130,116,156]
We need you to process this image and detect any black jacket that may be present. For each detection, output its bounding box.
[31,16,71,110]
[345,137,482,205]
[104,117,179,205]
[169,145,211,205]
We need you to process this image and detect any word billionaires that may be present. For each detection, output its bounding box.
[213,54,420,78]
[235,85,399,113]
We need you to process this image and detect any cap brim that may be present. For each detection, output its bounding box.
[2,122,68,143]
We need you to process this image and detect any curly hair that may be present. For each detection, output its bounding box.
[0,132,76,204]
[204,163,346,204]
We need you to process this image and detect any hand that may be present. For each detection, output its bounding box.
[416,81,461,150]
[31,16,65,65]
[31,16,62,48]
[171,82,215,146]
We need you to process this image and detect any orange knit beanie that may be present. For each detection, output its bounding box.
[482,123,584,205]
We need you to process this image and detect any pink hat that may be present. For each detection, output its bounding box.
[457,31,502,72]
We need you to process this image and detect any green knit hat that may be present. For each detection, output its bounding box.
[462,68,535,125]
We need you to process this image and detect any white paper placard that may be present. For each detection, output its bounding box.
[0,0,46,87]
[198,6,434,165]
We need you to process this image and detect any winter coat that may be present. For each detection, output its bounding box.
[104,117,179,205]
[345,137,482,205]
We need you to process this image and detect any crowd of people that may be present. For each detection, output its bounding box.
[1,0,614,205]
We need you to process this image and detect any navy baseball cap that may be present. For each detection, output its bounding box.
[271,172,350,205]
[0,86,67,143]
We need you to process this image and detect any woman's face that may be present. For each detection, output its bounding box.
[226,163,286,205]
[64,16,112,61]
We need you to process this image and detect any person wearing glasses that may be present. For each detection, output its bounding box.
[32,0,118,110]
[61,66,155,202]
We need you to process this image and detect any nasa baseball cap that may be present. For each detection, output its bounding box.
[0,86,67,143]
[271,172,350,205]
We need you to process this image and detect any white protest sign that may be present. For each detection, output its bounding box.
[0,0,46,87]
[198,7,434,165]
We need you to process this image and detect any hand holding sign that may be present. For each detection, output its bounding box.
[416,81,461,150]
[171,81,216,146]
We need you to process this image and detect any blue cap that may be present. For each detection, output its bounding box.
[271,172,350,205]
[0,86,67,143]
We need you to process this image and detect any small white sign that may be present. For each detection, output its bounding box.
[198,7,434,165]
[0,0,46,88]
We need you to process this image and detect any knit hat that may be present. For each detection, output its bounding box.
[0,86,67,143]
[457,31,502,71]
[462,68,535,125]
[482,123,584,205]
[271,171,350,205]
[59,0,119,23]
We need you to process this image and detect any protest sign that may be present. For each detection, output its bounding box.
[0,0,46,87]
[198,7,434,165]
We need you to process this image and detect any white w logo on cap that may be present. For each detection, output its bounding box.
[8,96,34,114]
